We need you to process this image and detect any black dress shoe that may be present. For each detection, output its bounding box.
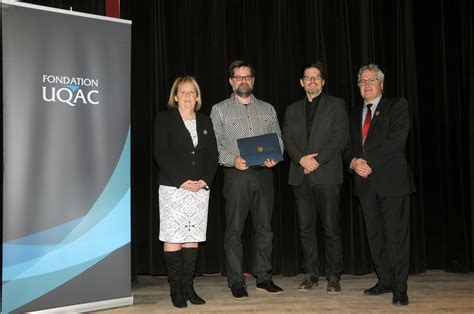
[256,280,284,294]
[364,282,392,295]
[298,276,318,291]
[327,280,342,295]
[392,291,409,306]
[231,286,249,299]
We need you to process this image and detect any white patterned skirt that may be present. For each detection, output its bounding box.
[159,185,210,243]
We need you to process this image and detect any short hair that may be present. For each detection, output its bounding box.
[300,61,326,80]
[357,63,385,83]
[167,76,202,111]
[228,60,255,78]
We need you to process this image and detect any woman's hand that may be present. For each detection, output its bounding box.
[180,180,199,192]
[196,180,208,190]
[180,180,208,192]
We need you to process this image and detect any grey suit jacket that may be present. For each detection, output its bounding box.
[283,94,349,186]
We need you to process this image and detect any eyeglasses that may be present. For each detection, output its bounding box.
[358,77,380,87]
[232,75,254,82]
[303,75,322,82]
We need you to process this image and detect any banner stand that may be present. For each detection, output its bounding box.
[30,297,133,313]
[2,1,132,312]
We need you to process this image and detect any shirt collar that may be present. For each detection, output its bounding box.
[231,93,255,106]
[364,94,382,112]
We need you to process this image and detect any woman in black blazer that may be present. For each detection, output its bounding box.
[153,76,218,308]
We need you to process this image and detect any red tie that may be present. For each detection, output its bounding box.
[362,104,372,144]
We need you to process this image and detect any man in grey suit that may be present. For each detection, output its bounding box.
[283,62,348,294]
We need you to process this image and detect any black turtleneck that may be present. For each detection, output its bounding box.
[305,93,322,140]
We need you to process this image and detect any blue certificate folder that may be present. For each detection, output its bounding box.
[237,133,283,167]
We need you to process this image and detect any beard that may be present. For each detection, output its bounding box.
[234,83,253,98]
[306,87,321,96]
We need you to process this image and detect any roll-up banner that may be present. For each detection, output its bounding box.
[1,1,132,312]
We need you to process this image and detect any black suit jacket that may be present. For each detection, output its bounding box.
[343,97,415,197]
[283,94,349,186]
[153,108,218,188]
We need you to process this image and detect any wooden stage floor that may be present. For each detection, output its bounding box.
[95,270,474,313]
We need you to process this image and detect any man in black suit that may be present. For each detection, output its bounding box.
[283,62,348,294]
[344,63,415,306]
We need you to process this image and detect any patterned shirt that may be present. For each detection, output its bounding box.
[210,93,284,167]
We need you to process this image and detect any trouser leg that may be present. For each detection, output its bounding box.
[314,184,343,280]
[249,170,274,284]
[359,188,393,286]
[223,169,251,288]
[293,181,319,278]
[381,195,410,292]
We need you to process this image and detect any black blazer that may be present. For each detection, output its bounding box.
[283,94,349,185]
[343,97,416,197]
[153,108,218,188]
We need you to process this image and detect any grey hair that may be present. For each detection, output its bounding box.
[357,63,385,83]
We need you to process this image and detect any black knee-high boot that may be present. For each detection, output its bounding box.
[164,250,187,308]
[182,247,206,304]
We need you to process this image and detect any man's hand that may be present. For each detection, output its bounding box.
[299,153,319,173]
[234,156,248,171]
[263,159,279,168]
[351,158,372,178]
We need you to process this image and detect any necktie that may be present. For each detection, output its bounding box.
[362,104,372,144]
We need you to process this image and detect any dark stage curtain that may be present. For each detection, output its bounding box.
[413,0,473,272]
[18,0,473,279]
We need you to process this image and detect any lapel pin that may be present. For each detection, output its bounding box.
[375,111,380,116]
[203,129,208,135]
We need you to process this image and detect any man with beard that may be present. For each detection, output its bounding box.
[283,62,348,294]
[210,60,284,299]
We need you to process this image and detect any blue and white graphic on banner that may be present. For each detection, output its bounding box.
[2,130,131,313]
